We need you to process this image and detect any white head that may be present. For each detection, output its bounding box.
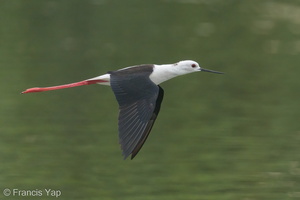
[174,60,224,75]
[174,60,201,75]
[150,60,223,85]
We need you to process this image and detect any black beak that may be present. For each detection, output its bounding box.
[200,68,224,74]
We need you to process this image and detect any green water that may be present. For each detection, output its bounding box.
[1,0,300,199]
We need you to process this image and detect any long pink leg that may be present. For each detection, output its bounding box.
[21,79,108,94]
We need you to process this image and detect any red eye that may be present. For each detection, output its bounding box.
[191,64,197,68]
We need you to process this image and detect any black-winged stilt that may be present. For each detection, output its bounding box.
[22,60,223,159]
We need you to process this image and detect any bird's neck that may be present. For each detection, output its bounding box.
[149,64,180,85]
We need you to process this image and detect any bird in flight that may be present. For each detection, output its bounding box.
[22,60,223,159]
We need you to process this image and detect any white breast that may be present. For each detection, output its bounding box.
[149,64,180,85]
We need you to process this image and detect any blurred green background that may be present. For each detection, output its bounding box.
[1,0,300,199]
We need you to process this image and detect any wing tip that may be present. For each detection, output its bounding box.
[121,152,135,160]
[120,143,139,160]
[131,152,137,160]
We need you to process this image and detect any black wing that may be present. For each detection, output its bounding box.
[110,67,164,159]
